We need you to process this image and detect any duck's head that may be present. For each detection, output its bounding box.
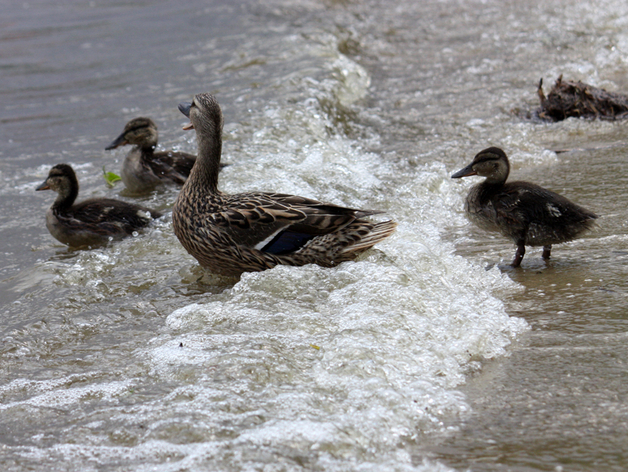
[178,93,223,139]
[37,163,79,204]
[105,117,158,150]
[451,147,510,184]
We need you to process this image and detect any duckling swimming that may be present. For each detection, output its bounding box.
[37,164,162,247]
[172,93,396,277]
[105,117,196,193]
[451,147,597,267]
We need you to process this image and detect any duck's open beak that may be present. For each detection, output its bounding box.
[178,102,194,130]
[451,163,477,179]
[105,132,127,150]
[36,180,50,191]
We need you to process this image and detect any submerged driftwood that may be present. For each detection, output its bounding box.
[537,75,628,121]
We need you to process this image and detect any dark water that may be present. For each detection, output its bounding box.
[1,0,628,470]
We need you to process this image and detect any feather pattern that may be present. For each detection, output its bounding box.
[37,164,162,247]
[172,93,396,276]
[452,147,597,267]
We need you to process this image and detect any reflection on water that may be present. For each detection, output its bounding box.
[1,0,628,471]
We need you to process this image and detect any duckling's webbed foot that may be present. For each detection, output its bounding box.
[542,245,552,260]
[511,242,525,268]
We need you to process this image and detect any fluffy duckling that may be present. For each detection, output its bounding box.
[172,93,396,276]
[452,147,597,267]
[105,117,196,193]
[37,164,162,247]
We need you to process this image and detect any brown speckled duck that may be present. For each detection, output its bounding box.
[172,93,396,277]
[37,164,162,247]
[452,147,597,267]
[105,117,196,193]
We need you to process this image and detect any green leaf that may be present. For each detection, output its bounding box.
[102,166,121,187]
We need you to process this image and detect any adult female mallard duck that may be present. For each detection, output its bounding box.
[105,117,196,193]
[451,147,597,267]
[37,163,162,247]
[172,93,396,277]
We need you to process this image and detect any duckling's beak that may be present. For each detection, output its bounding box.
[178,102,194,130]
[105,132,127,150]
[451,163,477,179]
[36,180,50,191]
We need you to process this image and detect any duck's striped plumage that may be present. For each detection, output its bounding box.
[172,93,396,277]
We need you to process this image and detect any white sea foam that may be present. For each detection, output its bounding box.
[0,375,133,410]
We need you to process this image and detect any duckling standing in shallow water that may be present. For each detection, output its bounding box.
[105,117,197,193]
[451,147,597,267]
[172,93,397,277]
[37,164,162,247]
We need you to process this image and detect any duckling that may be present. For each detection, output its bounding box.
[451,147,597,267]
[37,164,162,247]
[172,93,396,277]
[105,117,196,193]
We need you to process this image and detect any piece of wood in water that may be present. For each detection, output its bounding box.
[536,75,628,121]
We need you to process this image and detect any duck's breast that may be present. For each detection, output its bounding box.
[121,150,161,193]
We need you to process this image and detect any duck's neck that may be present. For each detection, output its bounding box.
[52,183,78,211]
[480,180,504,192]
[483,175,507,186]
[475,180,505,206]
[189,131,222,194]
[138,144,156,160]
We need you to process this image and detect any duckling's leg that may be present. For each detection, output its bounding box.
[511,241,525,268]
[542,245,552,260]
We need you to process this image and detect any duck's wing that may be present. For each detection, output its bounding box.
[63,199,161,234]
[216,193,377,254]
[497,182,597,226]
[150,151,197,184]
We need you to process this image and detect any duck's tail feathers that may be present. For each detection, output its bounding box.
[338,220,397,257]
[354,209,386,218]
[274,219,396,268]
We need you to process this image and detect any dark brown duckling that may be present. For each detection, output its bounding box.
[451,147,598,267]
[105,117,197,193]
[37,164,162,247]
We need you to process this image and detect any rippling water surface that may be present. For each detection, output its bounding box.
[1,0,627,470]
